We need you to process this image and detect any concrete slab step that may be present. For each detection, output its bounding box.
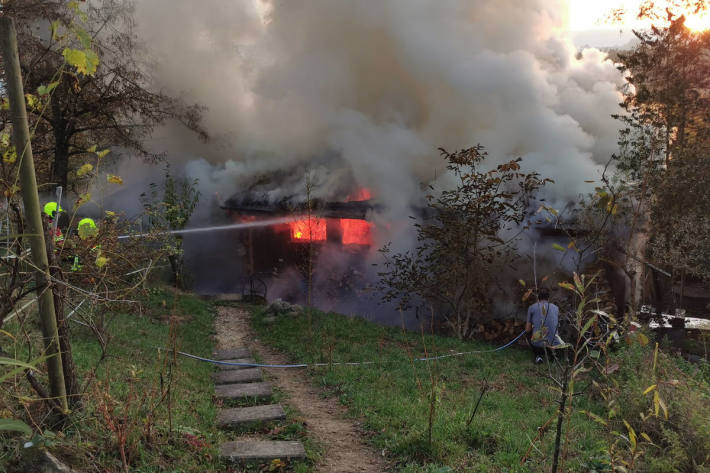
[214,368,262,385]
[217,358,257,370]
[215,382,272,401]
[213,347,251,360]
[214,368,263,384]
[220,440,305,463]
[217,404,286,428]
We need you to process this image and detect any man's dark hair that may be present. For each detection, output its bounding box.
[538,288,550,300]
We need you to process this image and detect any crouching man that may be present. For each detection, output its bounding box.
[525,288,565,364]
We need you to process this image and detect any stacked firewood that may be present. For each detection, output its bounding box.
[471,318,527,343]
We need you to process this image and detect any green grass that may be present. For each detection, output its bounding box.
[67,288,223,472]
[249,306,606,473]
[1,288,224,472]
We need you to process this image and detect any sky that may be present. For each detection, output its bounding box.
[567,0,710,47]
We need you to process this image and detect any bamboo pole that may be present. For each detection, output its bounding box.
[0,17,68,413]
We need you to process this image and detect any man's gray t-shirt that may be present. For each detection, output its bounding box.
[527,301,560,347]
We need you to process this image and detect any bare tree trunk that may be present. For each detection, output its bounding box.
[51,92,69,190]
[46,229,79,407]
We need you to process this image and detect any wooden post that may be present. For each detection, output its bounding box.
[0,17,69,413]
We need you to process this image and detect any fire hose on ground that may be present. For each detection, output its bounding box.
[161,330,528,369]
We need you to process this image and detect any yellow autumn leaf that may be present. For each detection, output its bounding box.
[3,146,17,164]
[24,93,38,109]
[623,420,637,450]
[573,272,584,292]
[107,174,123,185]
[657,393,668,420]
[96,149,111,159]
[637,332,649,346]
[63,48,87,73]
[558,282,576,292]
[62,47,98,76]
[95,256,109,268]
[86,145,97,153]
[0,329,16,341]
[76,163,93,177]
[75,192,91,209]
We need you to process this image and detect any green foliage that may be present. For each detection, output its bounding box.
[140,166,200,231]
[613,16,710,283]
[594,341,710,472]
[61,48,98,76]
[558,271,710,472]
[0,419,32,437]
[379,146,549,339]
[140,167,200,289]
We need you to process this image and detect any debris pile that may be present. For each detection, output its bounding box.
[262,299,305,322]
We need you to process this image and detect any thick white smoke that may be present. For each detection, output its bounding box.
[131,0,625,220]
[105,0,629,319]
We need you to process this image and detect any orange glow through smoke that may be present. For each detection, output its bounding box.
[341,219,372,245]
[347,188,372,201]
[290,217,326,242]
[341,188,373,245]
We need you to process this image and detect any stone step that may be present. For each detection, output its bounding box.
[220,440,306,463]
[217,404,286,428]
[214,368,263,385]
[214,293,242,302]
[215,382,272,401]
[217,358,257,370]
[213,347,251,360]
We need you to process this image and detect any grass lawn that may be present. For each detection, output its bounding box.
[1,288,224,472]
[68,288,223,472]
[249,306,606,473]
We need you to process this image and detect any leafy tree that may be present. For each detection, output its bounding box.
[1,5,186,420]
[0,0,207,191]
[613,14,710,308]
[140,167,200,289]
[378,146,549,339]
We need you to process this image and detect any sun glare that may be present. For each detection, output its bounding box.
[684,11,710,32]
[567,0,710,33]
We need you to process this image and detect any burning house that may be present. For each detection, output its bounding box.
[192,186,382,309]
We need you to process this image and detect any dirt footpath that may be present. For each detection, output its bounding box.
[214,306,388,473]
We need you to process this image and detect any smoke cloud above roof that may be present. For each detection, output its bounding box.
[132,0,625,216]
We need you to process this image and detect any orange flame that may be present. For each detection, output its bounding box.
[341,218,372,245]
[290,217,326,242]
[341,187,373,245]
[346,188,372,202]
